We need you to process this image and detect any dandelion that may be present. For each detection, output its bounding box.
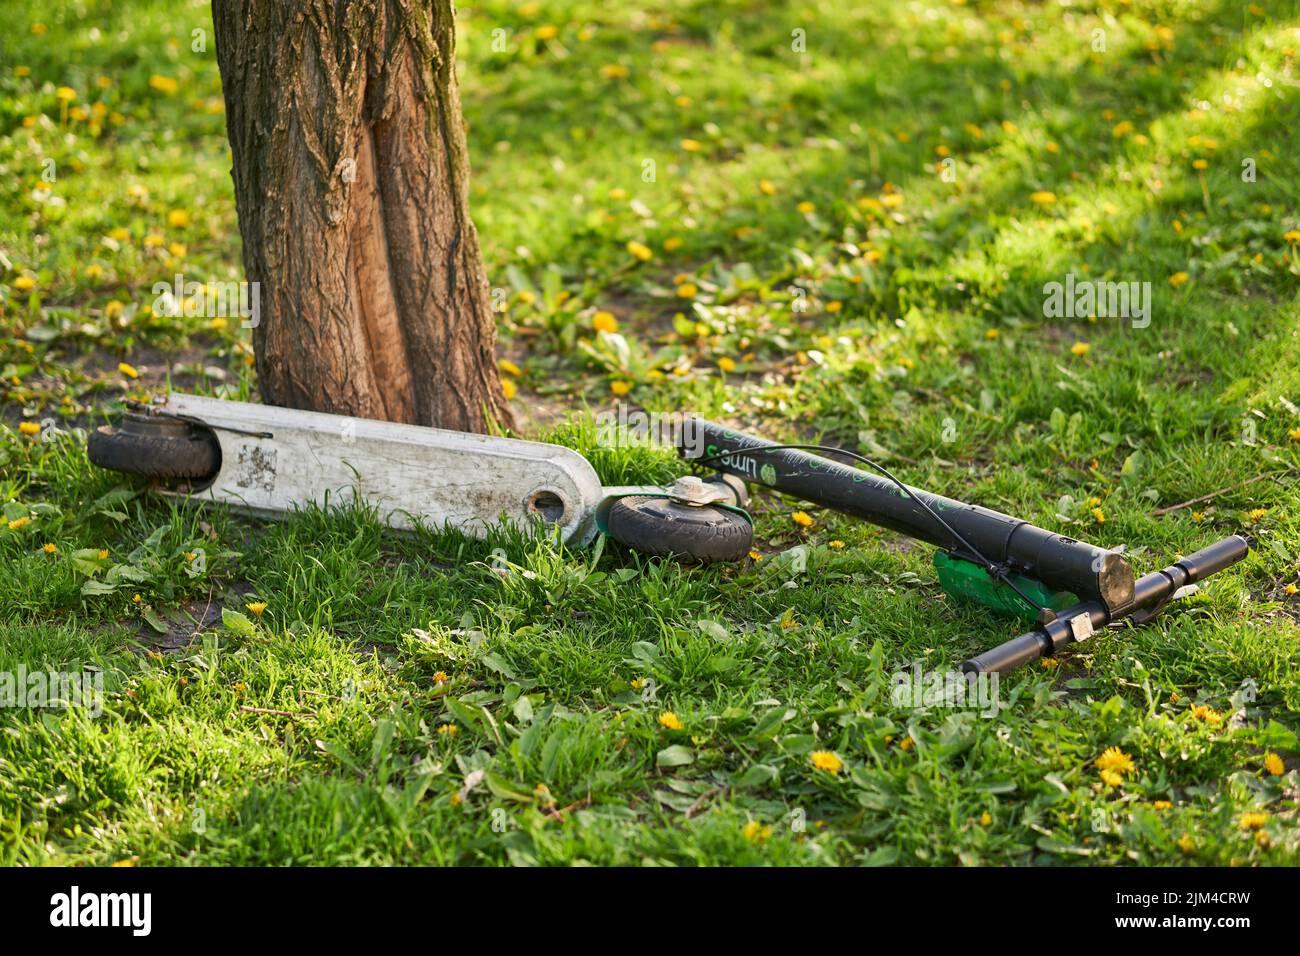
[629,677,646,691]
[148,75,180,94]
[985,328,1000,340]
[675,282,697,298]
[979,811,992,826]
[592,311,618,333]
[1285,584,1298,596]
[742,820,774,843]
[8,517,31,531]
[1169,271,1190,288]
[1153,800,1172,810]
[498,359,522,377]
[679,138,702,152]
[826,300,842,313]
[610,380,631,397]
[1091,507,1106,523]
[19,421,41,436]
[1071,341,1091,357]
[1190,511,1204,523]
[759,179,777,196]
[658,711,683,731]
[747,549,763,561]
[13,276,36,291]
[500,378,518,400]
[245,601,267,616]
[437,723,459,736]
[1096,747,1136,775]
[717,356,736,373]
[118,362,139,379]
[1284,230,1300,243]
[810,750,843,774]
[899,736,914,751]
[1247,508,1268,523]
[108,227,131,242]
[534,24,558,40]
[1239,812,1269,830]
[1177,833,1195,854]
[626,240,653,262]
[1264,753,1284,776]
[1288,428,1300,442]
[56,86,77,102]
[1100,769,1124,787]
[97,549,109,560]
[797,201,816,214]
[1041,658,1058,668]
[791,511,813,528]
[828,540,845,550]
[42,542,58,554]
[1029,190,1057,206]
[1189,704,1222,726]
[663,237,682,251]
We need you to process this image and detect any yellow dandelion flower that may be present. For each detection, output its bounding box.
[500,378,518,400]
[1190,511,1204,523]
[1189,704,1222,726]
[1284,584,1298,596]
[13,276,37,291]
[245,601,267,616]
[600,64,630,79]
[717,356,736,373]
[747,549,762,561]
[1239,812,1269,830]
[1283,230,1300,243]
[759,180,777,196]
[1100,768,1124,787]
[534,24,558,40]
[663,236,683,251]
[432,671,449,683]
[676,282,697,298]
[626,240,653,261]
[985,328,1000,340]
[1041,658,1058,668]
[498,359,521,377]
[1169,271,1190,288]
[96,549,109,560]
[797,201,816,214]
[592,310,619,333]
[1153,800,1172,810]
[658,711,683,731]
[118,362,139,379]
[1247,508,1268,523]
[56,86,77,102]
[1096,747,1136,775]
[148,75,180,95]
[610,380,632,397]
[437,723,459,736]
[828,540,845,550]
[791,511,813,528]
[167,209,190,228]
[979,811,992,825]
[1264,753,1285,776]
[629,677,646,691]
[1091,507,1106,523]
[1030,190,1057,206]
[1287,428,1300,442]
[42,542,58,554]
[1178,833,1194,853]
[899,736,914,751]
[19,421,41,436]
[742,820,774,843]
[1071,341,1091,357]
[8,517,31,531]
[108,227,131,242]
[810,750,843,774]
[680,138,703,152]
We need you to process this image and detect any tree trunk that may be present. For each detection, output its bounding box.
[211,0,513,432]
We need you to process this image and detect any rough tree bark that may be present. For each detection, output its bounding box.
[211,0,513,431]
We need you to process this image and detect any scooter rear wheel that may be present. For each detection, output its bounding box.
[605,495,752,563]
[88,414,220,481]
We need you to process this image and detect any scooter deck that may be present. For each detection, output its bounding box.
[161,394,604,544]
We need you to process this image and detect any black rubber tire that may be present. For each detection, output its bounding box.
[87,424,221,481]
[605,495,753,563]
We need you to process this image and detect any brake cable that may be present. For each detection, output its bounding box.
[691,442,1051,615]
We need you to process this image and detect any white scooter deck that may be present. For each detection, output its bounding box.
[162,394,606,544]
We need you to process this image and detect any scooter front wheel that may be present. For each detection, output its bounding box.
[604,495,753,563]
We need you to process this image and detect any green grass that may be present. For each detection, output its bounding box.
[2,0,1300,865]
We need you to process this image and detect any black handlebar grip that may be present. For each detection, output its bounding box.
[960,630,1050,674]
[1174,534,1252,584]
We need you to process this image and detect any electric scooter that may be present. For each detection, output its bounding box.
[88,399,1252,674]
